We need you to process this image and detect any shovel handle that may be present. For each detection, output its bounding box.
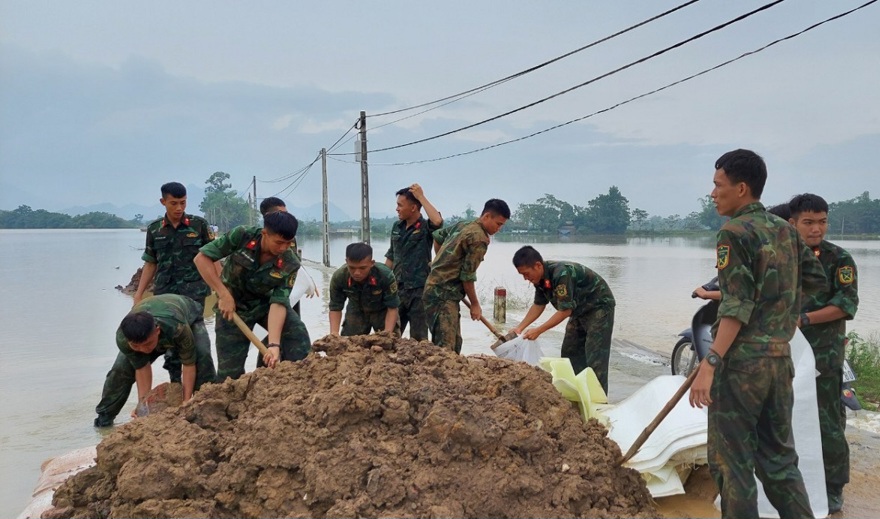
[231,312,269,356]
[616,367,700,466]
[461,297,504,339]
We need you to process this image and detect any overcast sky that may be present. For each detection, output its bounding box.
[1,0,878,220]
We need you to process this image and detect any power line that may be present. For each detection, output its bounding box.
[331,0,786,157]
[368,0,703,119]
[367,0,876,167]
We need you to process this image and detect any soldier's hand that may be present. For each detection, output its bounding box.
[688,363,714,409]
[470,304,482,321]
[218,294,236,321]
[521,328,541,341]
[410,183,425,201]
[132,293,142,307]
[263,345,281,368]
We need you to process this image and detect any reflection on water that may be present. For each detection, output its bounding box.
[1,229,878,517]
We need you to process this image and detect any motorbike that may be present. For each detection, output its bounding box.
[671,277,861,411]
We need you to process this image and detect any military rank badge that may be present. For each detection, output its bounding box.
[269,271,283,279]
[186,232,198,238]
[555,284,568,298]
[716,245,730,270]
[287,275,295,287]
[838,266,855,285]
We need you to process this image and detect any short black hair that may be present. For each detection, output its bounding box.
[395,188,421,209]
[512,245,543,268]
[120,312,156,343]
[767,203,791,221]
[263,211,298,240]
[160,182,187,199]
[345,242,373,262]
[482,198,511,219]
[789,193,829,219]
[714,149,767,199]
[259,197,286,216]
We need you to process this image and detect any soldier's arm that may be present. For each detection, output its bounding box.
[133,262,158,306]
[410,184,443,228]
[329,310,343,335]
[383,307,399,334]
[132,364,153,418]
[264,303,286,368]
[513,302,547,335]
[328,269,346,335]
[811,253,859,324]
[195,252,235,320]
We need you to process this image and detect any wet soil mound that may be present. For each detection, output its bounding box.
[49,334,656,518]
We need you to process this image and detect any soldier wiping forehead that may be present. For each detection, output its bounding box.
[329,242,401,337]
[195,210,311,381]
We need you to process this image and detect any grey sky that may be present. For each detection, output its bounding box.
[1,0,878,220]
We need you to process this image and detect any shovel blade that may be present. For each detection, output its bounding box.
[491,330,519,350]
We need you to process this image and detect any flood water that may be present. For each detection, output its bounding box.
[2,229,879,517]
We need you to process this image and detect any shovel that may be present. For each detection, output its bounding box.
[616,367,699,466]
[460,297,517,350]
[231,312,270,357]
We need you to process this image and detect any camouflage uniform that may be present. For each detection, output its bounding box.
[532,261,616,393]
[94,294,216,421]
[422,220,490,353]
[95,214,212,424]
[386,216,441,340]
[199,225,311,381]
[800,240,858,503]
[329,263,401,336]
[710,202,819,519]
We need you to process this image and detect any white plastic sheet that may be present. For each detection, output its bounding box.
[290,266,318,303]
[494,336,544,366]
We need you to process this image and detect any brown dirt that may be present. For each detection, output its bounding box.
[115,267,149,295]
[46,333,656,519]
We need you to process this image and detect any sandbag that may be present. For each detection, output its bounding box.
[494,336,544,366]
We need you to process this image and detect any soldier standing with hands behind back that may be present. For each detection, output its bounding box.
[385,184,443,340]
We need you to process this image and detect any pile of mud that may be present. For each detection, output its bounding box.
[48,334,656,519]
[114,267,149,295]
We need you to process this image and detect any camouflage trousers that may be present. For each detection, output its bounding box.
[560,305,614,394]
[398,287,428,341]
[816,369,849,491]
[341,307,400,337]
[215,307,311,381]
[708,355,814,519]
[157,296,206,382]
[423,296,462,354]
[95,319,215,420]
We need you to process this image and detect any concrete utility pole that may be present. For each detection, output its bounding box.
[252,175,257,223]
[321,148,330,267]
[358,110,370,244]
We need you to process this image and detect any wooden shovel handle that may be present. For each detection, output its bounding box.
[231,312,269,356]
[616,367,700,466]
[461,297,504,339]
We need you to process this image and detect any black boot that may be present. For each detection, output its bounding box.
[93,414,114,428]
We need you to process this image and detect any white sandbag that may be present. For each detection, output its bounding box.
[17,446,97,519]
[290,266,318,303]
[494,336,544,366]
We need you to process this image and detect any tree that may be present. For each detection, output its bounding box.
[579,186,631,234]
[199,171,257,232]
[631,208,648,231]
[696,195,727,230]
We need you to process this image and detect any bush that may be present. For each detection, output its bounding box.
[846,331,880,410]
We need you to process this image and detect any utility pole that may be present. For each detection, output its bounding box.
[358,110,370,244]
[253,175,257,223]
[321,148,330,267]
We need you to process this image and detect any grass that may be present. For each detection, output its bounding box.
[847,331,880,411]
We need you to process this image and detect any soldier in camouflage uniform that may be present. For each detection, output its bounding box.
[94,294,216,426]
[689,149,820,519]
[330,242,401,336]
[512,246,616,394]
[789,193,858,514]
[195,211,311,381]
[95,182,213,427]
[423,199,510,353]
[384,184,443,340]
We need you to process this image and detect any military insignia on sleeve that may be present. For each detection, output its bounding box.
[555,284,567,298]
[287,275,295,287]
[838,266,855,285]
[716,245,730,270]
[186,232,198,238]
[389,280,398,294]
[269,271,283,279]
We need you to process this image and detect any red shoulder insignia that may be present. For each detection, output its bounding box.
[246,240,257,250]
[183,217,190,226]
[369,276,377,286]
[543,280,551,289]
[276,257,283,268]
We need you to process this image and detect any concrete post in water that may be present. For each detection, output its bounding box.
[494,287,507,323]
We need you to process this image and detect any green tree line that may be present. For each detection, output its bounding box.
[0,205,138,229]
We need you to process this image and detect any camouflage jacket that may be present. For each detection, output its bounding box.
[142,213,213,300]
[329,263,400,314]
[385,216,441,290]
[801,240,858,369]
[424,220,489,301]
[533,261,615,319]
[198,225,300,321]
[715,203,827,359]
[116,294,203,369]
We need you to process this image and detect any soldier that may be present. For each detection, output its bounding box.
[789,193,858,514]
[94,181,213,427]
[384,184,443,340]
[511,246,616,394]
[96,294,216,425]
[329,242,400,336]
[423,198,510,353]
[689,149,816,519]
[194,211,311,381]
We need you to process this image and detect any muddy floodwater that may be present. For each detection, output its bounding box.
[2,229,880,517]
